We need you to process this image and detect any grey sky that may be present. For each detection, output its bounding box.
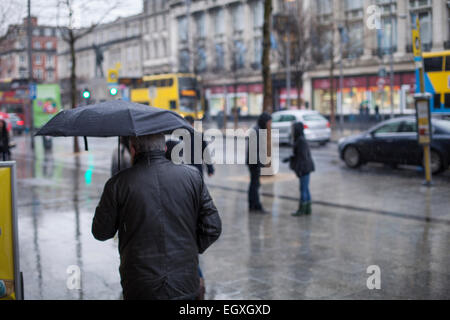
[1,0,143,33]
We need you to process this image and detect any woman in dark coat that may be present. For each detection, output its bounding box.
[0,119,10,161]
[289,122,315,216]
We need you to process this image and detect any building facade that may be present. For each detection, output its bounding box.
[304,0,450,116]
[58,15,144,81]
[0,17,59,83]
[169,0,285,117]
[142,0,172,74]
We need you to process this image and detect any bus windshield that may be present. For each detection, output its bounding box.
[178,77,198,112]
[179,97,197,112]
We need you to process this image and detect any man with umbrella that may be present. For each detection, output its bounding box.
[36,100,222,300]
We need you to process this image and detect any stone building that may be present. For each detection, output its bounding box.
[142,0,172,74]
[169,0,283,117]
[57,12,144,105]
[0,17,59,83]
[303,0,450,116]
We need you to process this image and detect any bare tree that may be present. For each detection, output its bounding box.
[55,0,121,152]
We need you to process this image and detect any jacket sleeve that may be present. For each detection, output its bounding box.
[92,178,119,241]
[197,179,221,254]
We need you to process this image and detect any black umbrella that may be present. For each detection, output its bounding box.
[35,100,193,137]
[35,100,194,170]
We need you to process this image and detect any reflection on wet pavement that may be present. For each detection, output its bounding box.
[11,136,450,299]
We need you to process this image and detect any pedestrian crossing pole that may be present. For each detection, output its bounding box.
[412,17,432,186]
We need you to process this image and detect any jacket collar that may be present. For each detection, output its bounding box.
[134,150,166,165]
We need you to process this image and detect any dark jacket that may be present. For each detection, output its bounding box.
[246,112,272,167]
[92,150,221,300]
[290,122,315,177]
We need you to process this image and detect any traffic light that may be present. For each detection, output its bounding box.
[109,87,118,96]
[82,89,91,99]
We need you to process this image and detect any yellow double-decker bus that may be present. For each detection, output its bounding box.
[130,73,204,119]
[418,50,450,113]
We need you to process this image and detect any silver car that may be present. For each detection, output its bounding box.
[271,110,331,145]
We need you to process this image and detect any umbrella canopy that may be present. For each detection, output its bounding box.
[35,100,193,137]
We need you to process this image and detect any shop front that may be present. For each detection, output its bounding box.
[205,83,264,117]
[279,88,305,109]
[312,72,416,116]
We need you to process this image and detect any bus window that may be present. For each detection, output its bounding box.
[170,100,177,110]
[424,57,443,72]
[445,94,450,109]
[167,79,174,87]
[446,56,450,71]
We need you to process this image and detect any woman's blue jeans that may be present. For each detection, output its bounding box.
[300,174,311,203]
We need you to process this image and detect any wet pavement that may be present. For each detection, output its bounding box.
[10,132,450,300]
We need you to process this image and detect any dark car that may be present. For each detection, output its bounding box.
[338,117,450,174]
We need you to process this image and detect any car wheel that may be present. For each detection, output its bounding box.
[430,150,443,175]
[343,146,361,168]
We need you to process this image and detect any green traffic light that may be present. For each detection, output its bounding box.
[82,90,91,99]
[110,87,118,96]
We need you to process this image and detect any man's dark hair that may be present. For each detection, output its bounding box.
[130,134,166,154]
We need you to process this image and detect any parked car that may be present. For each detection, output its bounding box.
[271,110,331,145]
[7,113,25,135]
[338,117,450,174]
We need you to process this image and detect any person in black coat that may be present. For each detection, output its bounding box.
[92,133,221,300]
[0,119,10,161]
[246,112,272,213]
[288,122,315,216]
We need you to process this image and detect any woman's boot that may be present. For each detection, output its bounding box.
[304,202,312,215]
[291,203,305,216]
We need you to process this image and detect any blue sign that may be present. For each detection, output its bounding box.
[29,84,37,100]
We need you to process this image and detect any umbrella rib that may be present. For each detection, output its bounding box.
[128,106,137,136]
